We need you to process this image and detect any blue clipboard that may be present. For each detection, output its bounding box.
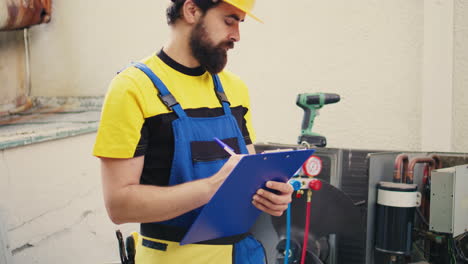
[180,149,316,245]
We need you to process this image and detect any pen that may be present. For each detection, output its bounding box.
[213,137,237,156]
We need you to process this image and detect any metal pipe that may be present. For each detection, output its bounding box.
[0,97,33,117]
[420,164,431,222]
[24,27,31,96]
[393,154,409,183]
[429,154,442,169]
[0,0,52,31]
[0,27,34,117]
[405,157,436,184]
[422,155,441,180]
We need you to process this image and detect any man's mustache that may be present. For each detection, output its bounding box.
[219,41,234,50]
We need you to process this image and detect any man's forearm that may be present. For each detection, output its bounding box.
[105,177,216,224]
[101,154,240,225]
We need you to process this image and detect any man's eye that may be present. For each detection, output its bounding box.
[225,18,235,26]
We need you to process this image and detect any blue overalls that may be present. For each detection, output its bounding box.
[128,62,266,264]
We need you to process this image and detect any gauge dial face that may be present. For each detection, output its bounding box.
[302,155,322,177]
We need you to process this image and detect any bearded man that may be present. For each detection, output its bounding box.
[93,0,294,263]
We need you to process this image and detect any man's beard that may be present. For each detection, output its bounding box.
[189,19,234,74]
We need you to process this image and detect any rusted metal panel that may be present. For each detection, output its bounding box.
[0,0,52,31]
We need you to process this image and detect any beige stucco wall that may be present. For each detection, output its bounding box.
[28,0,429,151]
[29,0,169,97]
[0,133,137,264]
[453,0,468,152]
[234,0,423,150]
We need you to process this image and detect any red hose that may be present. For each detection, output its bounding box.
[300,200,312,264]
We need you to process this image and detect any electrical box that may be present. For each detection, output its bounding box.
[430,165,468,236]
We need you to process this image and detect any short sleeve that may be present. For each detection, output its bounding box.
[93,74,147,158]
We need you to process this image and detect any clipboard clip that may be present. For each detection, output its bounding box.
[261,148,294,154]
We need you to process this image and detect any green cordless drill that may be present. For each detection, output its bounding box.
[296,93,341,147]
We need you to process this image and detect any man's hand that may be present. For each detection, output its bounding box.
[100,154,244,224]
[252,181,294,216]
[207,154,244,196]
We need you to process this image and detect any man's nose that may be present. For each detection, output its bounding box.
[229,25,241,42]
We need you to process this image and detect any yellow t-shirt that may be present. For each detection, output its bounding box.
[93,51,255,185]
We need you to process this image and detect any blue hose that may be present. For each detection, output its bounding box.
[284,203,291,264]
[284,180,300,264]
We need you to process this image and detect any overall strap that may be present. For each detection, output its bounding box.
[212,74,232,115]
[130,62,187,118]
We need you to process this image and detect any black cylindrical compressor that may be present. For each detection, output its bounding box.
[375,182,421,255]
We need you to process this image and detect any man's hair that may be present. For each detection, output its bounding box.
[166,0,221,25]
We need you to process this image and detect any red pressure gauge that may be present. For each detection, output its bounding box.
[302,155,322,177]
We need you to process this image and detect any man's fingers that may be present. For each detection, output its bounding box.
[253,194,288,211]
[209,155,245,190]
[266,181,294,194]
[252,181,295,217]
[219,155,243,173]
[252,200,284,217]
[213,155,244,181]
[256,189,292,205]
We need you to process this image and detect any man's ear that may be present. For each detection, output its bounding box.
[182,0,202,24]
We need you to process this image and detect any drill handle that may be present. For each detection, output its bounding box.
[301,108,315,131]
